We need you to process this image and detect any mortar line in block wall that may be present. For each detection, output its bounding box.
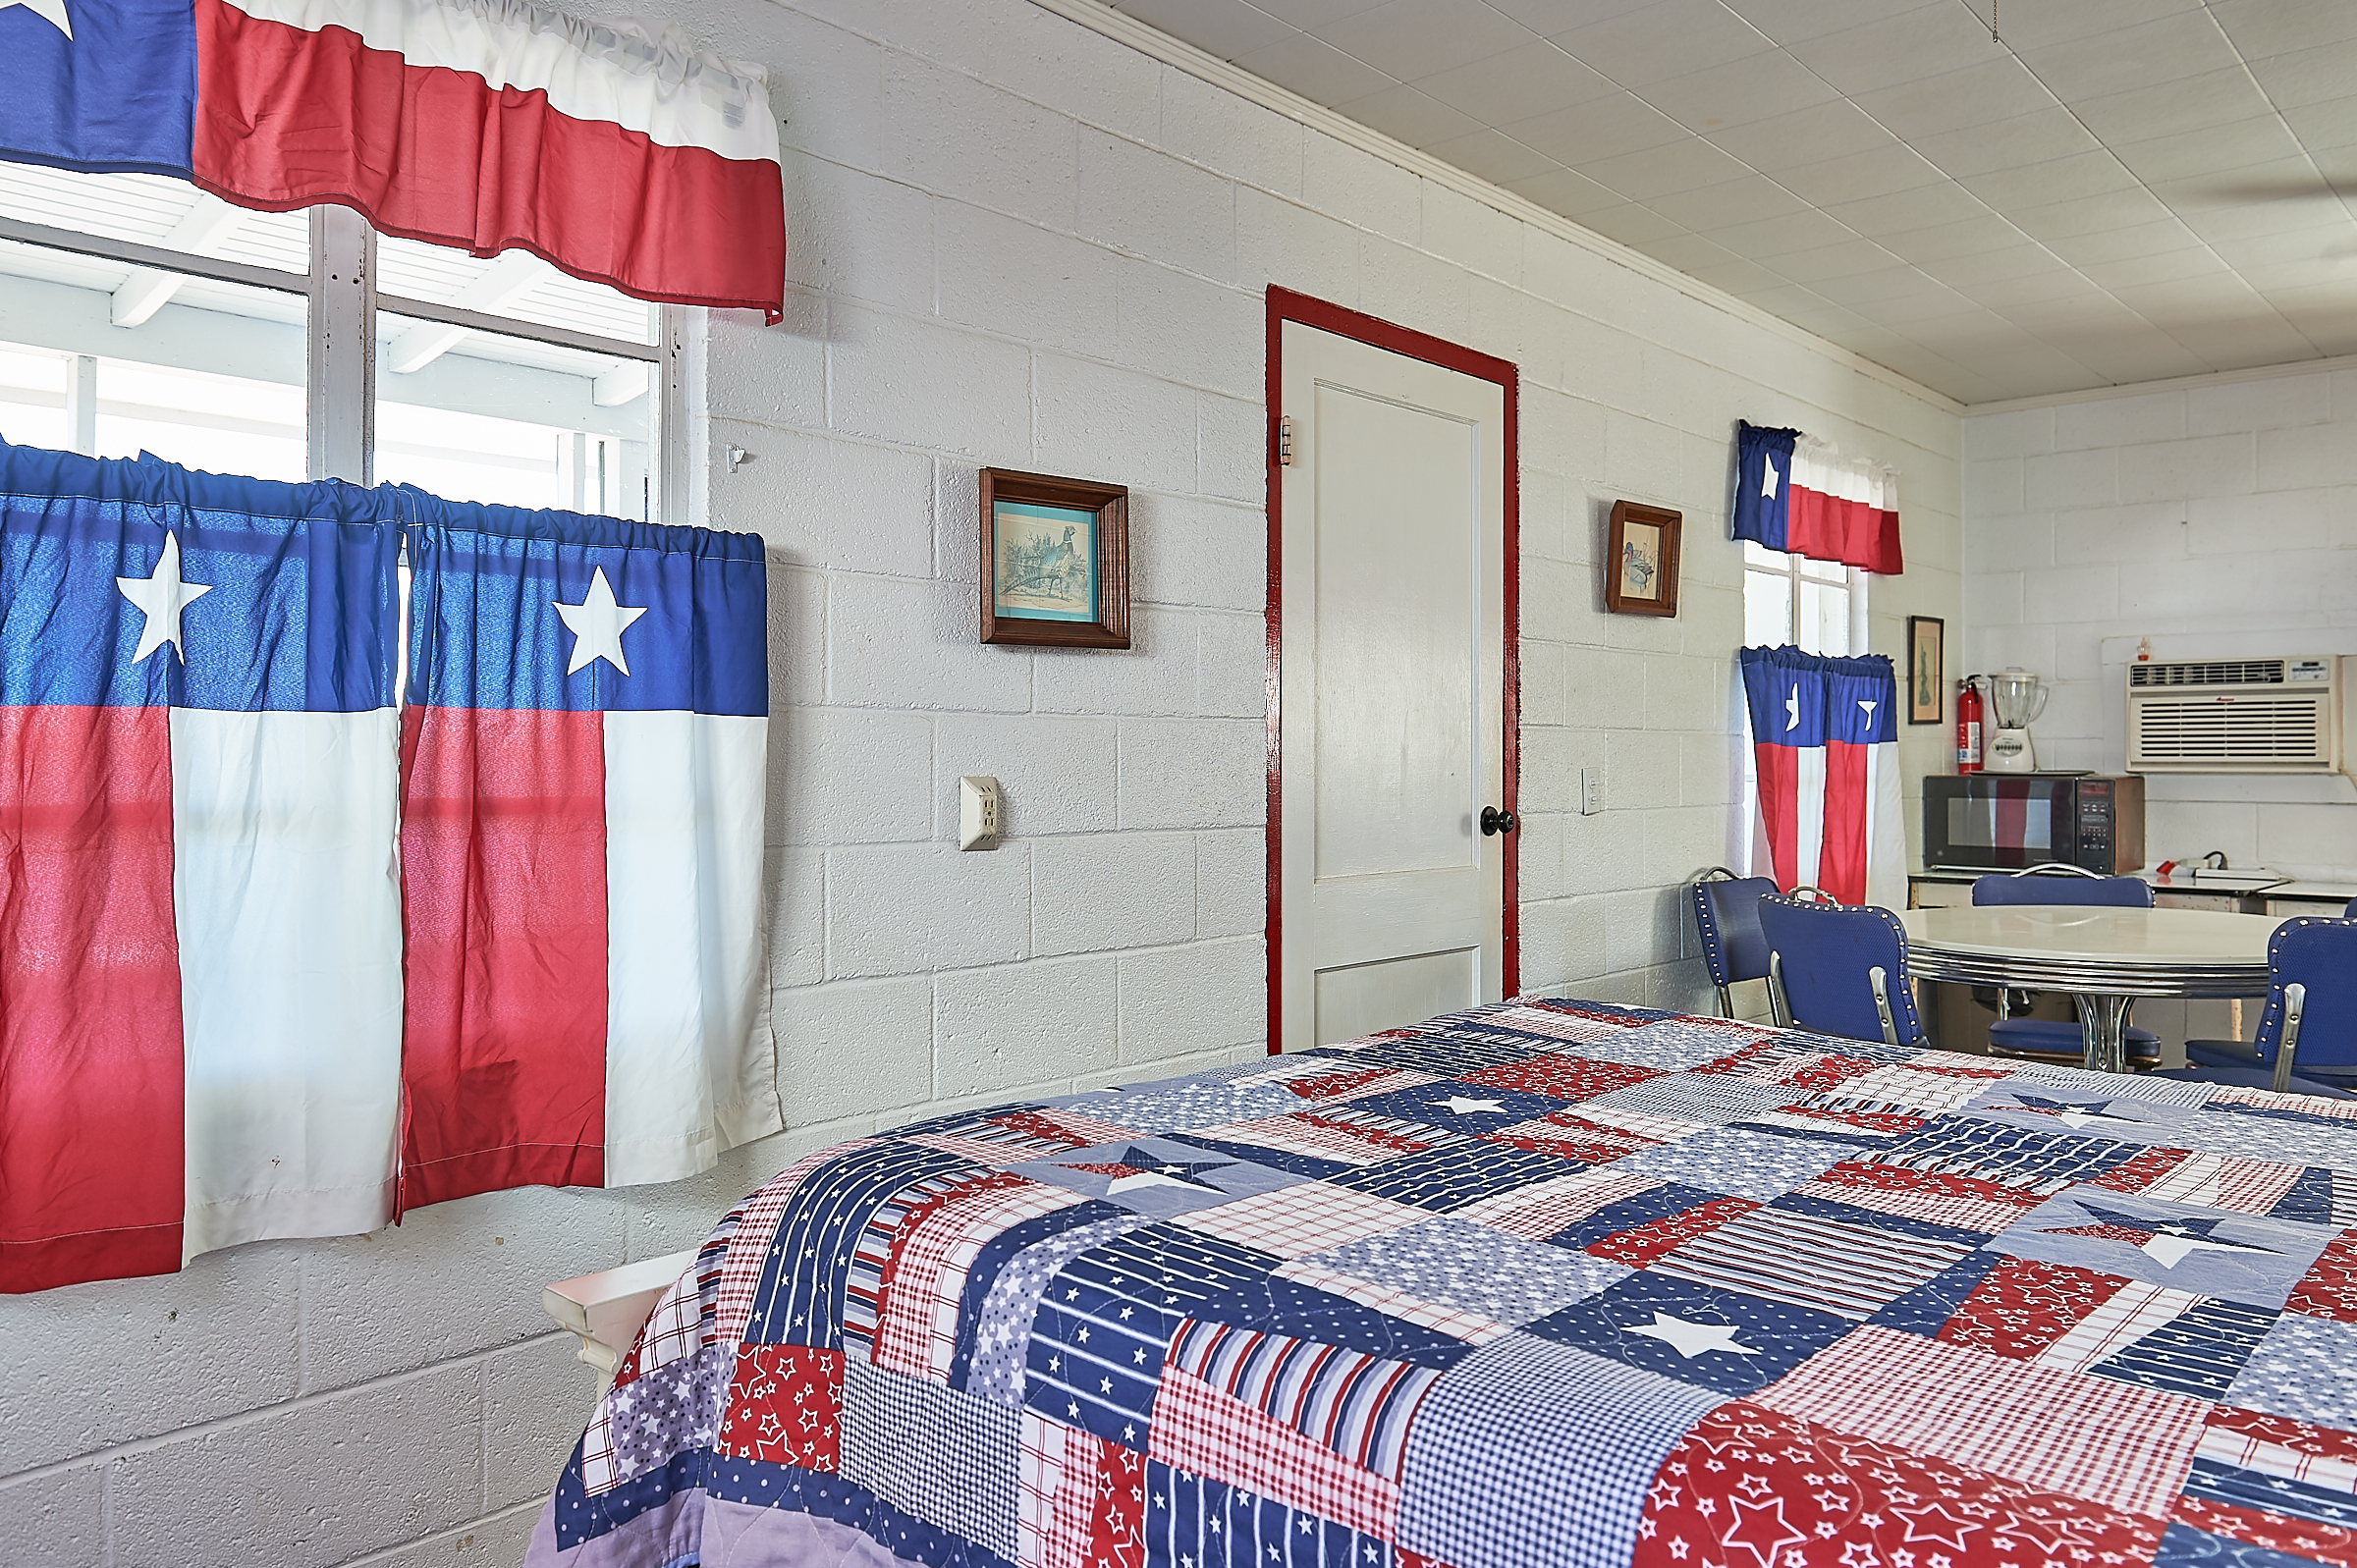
[0,1331,575,1491]
[324,1497,550,1568]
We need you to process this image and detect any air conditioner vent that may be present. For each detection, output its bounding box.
[2129,659,2286,688]
[2125,655,2340,774]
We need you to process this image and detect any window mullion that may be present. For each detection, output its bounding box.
[306,206,377,485]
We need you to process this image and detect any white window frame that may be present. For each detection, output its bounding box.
[0,204,684,514]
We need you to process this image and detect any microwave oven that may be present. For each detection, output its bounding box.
[1921,774,2145,875]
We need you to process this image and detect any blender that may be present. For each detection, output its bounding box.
[1978,668,2048,774]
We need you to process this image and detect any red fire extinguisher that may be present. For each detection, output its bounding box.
[1956,676,1984,774]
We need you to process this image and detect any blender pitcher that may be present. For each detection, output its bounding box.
[1980,668,2048,774]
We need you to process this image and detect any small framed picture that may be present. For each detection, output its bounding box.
[979,468,1129,649]
[1907,615,1945,724]
[1604,501,1680,617]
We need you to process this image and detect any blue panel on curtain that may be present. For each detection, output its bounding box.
[1731,421,1797,552]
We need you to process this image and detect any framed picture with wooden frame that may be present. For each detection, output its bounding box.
[979,467,1130,649]
[1907,615,1946,724]
[1604,501,1680,617]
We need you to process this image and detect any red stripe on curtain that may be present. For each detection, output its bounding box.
[1818,739,1870,905]
[1753,740,1799,894]
[398,705,608,1214]
[192,0,787,321]
[0,706,185,1292]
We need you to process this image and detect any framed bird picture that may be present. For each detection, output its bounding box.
[979,468,1130,648]
[1604,500,1680,618]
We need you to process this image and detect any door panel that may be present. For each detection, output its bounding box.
[1315,947,1478,1048]
[1279,321,1507,1054]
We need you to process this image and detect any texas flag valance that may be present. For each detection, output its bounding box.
[1733,421,1903,575]
[0,0,786,320]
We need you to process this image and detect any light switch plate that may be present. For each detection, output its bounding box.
[959,776,1001,850]
[1579,766,1603,816]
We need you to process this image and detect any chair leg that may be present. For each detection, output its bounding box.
[1767,953,1791,1030]
[2275,983,2308,1095]
[1716,984,1733,1020]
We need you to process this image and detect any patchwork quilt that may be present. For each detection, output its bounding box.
[526,997,2357,1568]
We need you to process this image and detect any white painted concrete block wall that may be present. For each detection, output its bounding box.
[0,1,1958,1562]
[1963,365,2357,880]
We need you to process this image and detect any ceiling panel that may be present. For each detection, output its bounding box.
[1104,0,2357,400]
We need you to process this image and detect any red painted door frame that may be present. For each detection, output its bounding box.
[1263,286,1522,1054]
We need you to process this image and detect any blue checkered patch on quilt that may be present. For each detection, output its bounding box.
[1397,1332,1721,1568]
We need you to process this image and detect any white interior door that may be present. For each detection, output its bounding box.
[1279,321,1507,1052]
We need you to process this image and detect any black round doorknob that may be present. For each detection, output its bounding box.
[1481,805,1517,837]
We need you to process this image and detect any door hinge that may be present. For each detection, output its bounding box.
[1278,414,1294,466]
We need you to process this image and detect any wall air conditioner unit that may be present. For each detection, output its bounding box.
[2125,656,2341,774]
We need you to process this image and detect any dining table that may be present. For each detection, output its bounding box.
[1898,903,2287,1073]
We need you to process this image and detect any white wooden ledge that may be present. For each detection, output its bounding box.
[542,1251,696,1377]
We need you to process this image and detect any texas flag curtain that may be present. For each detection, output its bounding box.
[0,444,403,1294]
[396,501,776,1215]
[0,0,785,320]
[1738,645,1906,910]
[1733,421,1903,575]
[0,440,773,1293]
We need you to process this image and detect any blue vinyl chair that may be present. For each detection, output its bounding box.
[1759,893,1924,1049]
[1969,864,2162,1068]
[1691,867,1777,1018]
[2154,916,2357,1101]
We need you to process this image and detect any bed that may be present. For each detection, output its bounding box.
[525,995,2357,1568]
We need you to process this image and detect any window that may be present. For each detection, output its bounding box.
[0,164,679,518]
[1738,542,1870,879]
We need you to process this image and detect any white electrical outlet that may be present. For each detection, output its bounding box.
[1579,766,1603,815]
[959,776,1002,850]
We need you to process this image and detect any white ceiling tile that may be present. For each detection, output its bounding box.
[1812,264,1963,307]
[1970,0,2205,51]
[2228,39,2357,108]
[2235,257,2357,293]
[1115,0,1298,60]
[1253,0,1393,27]
[1782,5,2010,96]
[2108,117,2309,187]
[2008,10,2242,104]
[2147,158,2342,214]
[1581,136,1757,201]
[1762,236,1904,282]
[1684,257,1792,294]
[1842,287,1985,327]
[2180,198,2357,243]
[1333,83,1488,146]
[2077,248,2230,290]
[1545,0,1776,88]
[2068,67,2284,146]
[2053,335,2215,386]
[1816,181,1995,237]
[1646,174,1811,231]
[1846,56,2059,140]
[1504,165,1633,216]
[1505,91,1689,164]
[1878,217,2035,265]
[1958,150,2141,209]
[1483,0,1660,32]
[2005,189,2178,240]
[2207,226,2357,270]
[1232,32,1400,101]
[2163,319,2323,372]
[1773,143,1947,207]
[1705,99,1896,170]
[1910,109,2106,182]
[1635,232,1748,272]
[2208,0,2357,62]
[1409,41,1617,121]
[1699,207,1862,257]
[1955,269,2108,307]
[2043,218,2206,267]
[1738,281,1843,316]
[1315,0,1538,80]
[2281,100,2357,154]
[1425,129,1565,186]
[1635,49,1840,133]
[1723,0,1942,46]
[1575,202,1692,245]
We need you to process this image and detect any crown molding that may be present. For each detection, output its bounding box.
[1965,351,2357,416]
[1024,0,1964,419]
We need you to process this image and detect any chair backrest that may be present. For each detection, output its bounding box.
[1691,870,1777,987]
[1757,894,1923,1047]
[2258,917,2357,1078]
[1971,868,2154,908]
